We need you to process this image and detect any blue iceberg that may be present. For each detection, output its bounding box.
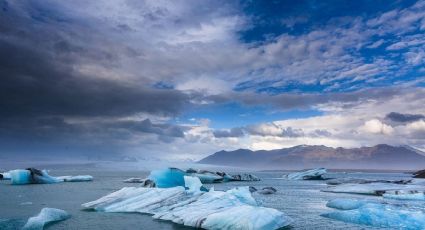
[23,208,70,230]
[6,168,92,185]
[82,176,292,230]
[322,198,425,229]
[148,168,186,188]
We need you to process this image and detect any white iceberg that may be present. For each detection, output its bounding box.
[322,198,425,229]
[285,168,327,180]
[82,177,292,230]
[322,182,425,196]
[56,175,93,182]
[23,208,70,230]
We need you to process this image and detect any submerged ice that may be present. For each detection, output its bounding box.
[322,198,425,230]
[82,176,292,230]
[23,208,70,230]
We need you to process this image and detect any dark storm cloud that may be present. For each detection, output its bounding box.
[206,87,403,110]
[385,112,425,123]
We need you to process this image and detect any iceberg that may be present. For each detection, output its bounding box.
[56,175,93,182]
[148,168,186,188]
[6,168,93,185]
[322,198,425,229]
[23,208,70,230]
[147,168,260,188]
[285,168,327,180]
[82,177,292,230]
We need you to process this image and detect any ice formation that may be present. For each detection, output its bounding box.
[23,208,70,230]
[56,175,93,182]
[6,168,93,185]
[147,168,260,188]
[285,168,327,180]
[257,187,277,195]
[82,176,292,230]
[383,191,425,201]
[322,198,425,229]
[326,177,411,185]
[322,182,425,196]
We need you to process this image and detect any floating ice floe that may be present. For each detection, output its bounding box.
[82,176,292,230]
[56,175,93,182]
[326,177,411,185]
[23,208,70,230]
[146,167,260,188]
[257,187,277,195]
[322,198,425,230]
[4,168,93,185]
[285,168,327,180]
[322,181,425,196]
[383,191,425,201]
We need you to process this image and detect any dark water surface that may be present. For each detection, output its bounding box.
[0,170,418,229]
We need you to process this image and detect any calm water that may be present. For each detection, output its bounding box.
[0,170,420,229]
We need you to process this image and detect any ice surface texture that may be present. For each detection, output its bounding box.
[82,177,292,230]
[23,208,70,230]
[323,198,425,230]
[285,168,327,180]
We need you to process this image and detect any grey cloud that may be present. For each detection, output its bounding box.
[213,127,245,138]
[385,112,425,123]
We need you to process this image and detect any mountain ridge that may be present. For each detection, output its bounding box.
[198,144,425,170]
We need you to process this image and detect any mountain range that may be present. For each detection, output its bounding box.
[198,144,425,170]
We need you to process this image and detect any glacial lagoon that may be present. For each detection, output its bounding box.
[0,169,424,230]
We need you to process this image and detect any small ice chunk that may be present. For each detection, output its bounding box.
[383,191,425,201]
[123,178,145,183]
[56,175,93,182]
[285,168,327,180]
[322,199,425,229]
[23,208,70,230]
[257,187,277,195]
[20,202,33,206]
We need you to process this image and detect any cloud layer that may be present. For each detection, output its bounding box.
[0,0,424,161]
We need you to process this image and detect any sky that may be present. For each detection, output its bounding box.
[0,0,425,162]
